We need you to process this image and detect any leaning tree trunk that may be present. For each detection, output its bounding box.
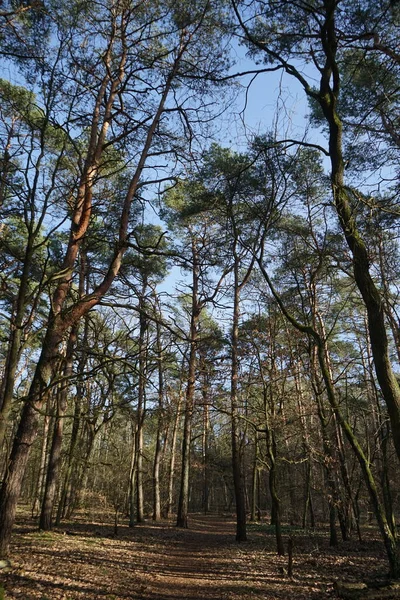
[0,18,181,556]
[259,262,400,577]
[317,1,400,463]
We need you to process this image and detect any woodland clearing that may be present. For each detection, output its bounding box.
[0,511,397,600]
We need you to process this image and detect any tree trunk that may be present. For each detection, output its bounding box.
[31,395,52,518]
[250,433,259,522]
[128,424,137,527]
[177,245,200,528]
[231,263,247,542]
[56,398,81,524]
[152,317,165,522]
[136,305,147,524]
[0,241,35,448]
[164,390,182,519]
[39,326,77,530]
[318,1,400,464]
[201,373,210,515]
[176,334,198,528]
[0,324,64,556]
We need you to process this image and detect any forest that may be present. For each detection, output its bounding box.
[0,1,399,598]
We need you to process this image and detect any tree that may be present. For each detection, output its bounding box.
[162,180,231,528]
[233,0,400,464]
[195,140,288,540]
[0,0,230,556]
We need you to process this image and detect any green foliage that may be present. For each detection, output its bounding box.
[122,224,169,286]
[0,79,71,151]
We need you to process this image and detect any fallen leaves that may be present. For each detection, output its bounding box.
[0,512,392,600]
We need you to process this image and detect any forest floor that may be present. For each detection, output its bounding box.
[0,510,397,600]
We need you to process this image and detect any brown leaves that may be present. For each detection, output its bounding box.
[1,513,391,600]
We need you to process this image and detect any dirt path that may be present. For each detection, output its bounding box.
[0,513,389,599]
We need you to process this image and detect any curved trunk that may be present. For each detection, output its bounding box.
[317,1,400,464]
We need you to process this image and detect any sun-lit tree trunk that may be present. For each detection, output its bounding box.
[165,388,183,520]
[39,325,77,530]
[0,12,186,555]
[31,395,52,518]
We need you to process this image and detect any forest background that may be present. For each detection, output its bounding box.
[0,0,400,583]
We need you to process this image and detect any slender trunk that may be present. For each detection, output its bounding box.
[176,332,198,527]
[265,414,284,554]
[152,320,164,522]
[128,424,137,527]
[31,395,52,518]
[152,426,162,522]
[56,253,87,526]
[0,25,179,555]
[177,245,200,528]
[250,433,258,522]
[39,326,77,530]
[0,241,35,448]
[136,304,147,523]
[164,390,182,519]
[55,389,81,525]
[310,349,339,547]
[318,3,400,463]
[69,423,96,517]
[231,261,247,542]
[201,368,210,515]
